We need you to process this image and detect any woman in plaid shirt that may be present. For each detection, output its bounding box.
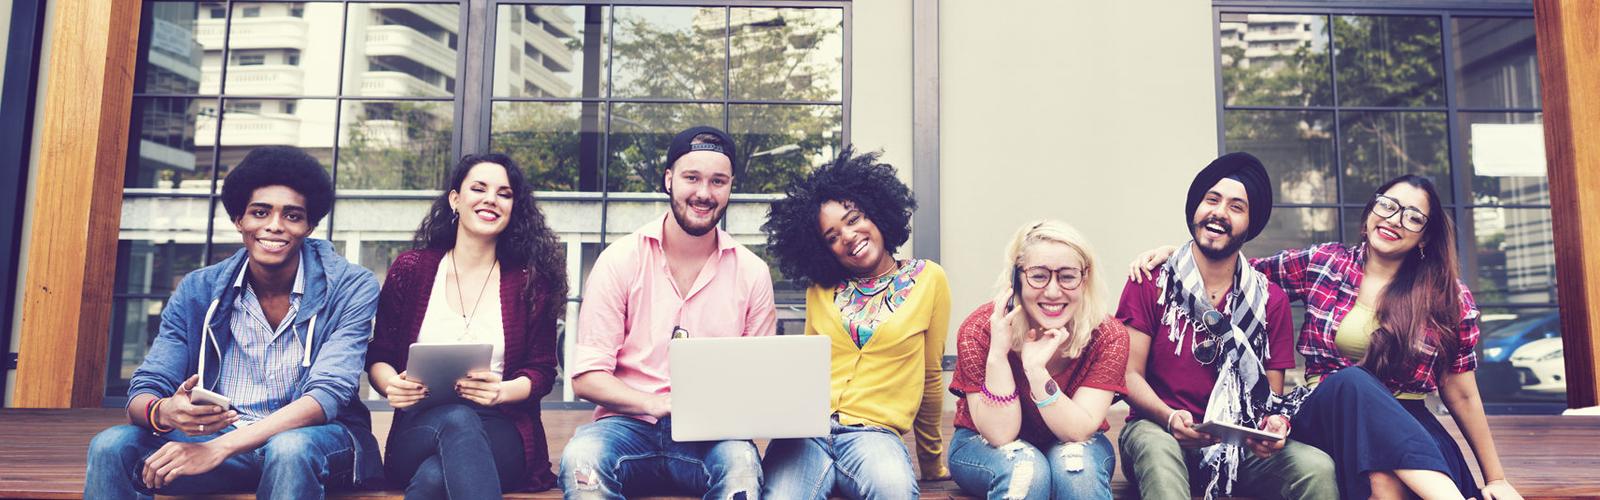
[1132,174,1521,500]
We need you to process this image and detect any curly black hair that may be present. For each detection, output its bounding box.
[414,153,569,323]
[220,146,334,225]
[762,147,916,288]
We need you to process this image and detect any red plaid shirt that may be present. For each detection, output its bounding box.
[1250,242,1480,394]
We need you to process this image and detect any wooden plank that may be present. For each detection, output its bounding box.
[1534,0,1600,409]
[12,0,144,408]
[3,408,1599,498]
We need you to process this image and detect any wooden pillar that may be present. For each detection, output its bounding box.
[1534,0,1600,409]
[13,0,143,408]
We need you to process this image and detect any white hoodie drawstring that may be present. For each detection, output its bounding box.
[302,314,317,368]
[197,298,222,390]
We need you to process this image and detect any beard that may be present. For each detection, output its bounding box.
[1192,215,1247,260]
[670,192,726,237]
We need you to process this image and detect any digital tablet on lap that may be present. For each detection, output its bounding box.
[404,343,493,411]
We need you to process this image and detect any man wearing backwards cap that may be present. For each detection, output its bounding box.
[560,126,778,498]
[1114,152,1337,500]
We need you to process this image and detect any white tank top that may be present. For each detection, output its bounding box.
[417,258,506,376]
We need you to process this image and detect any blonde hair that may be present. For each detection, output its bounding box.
[994,219,1110,359]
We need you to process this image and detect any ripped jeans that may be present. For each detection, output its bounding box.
[947,428,1114,500]
[558,416,761,500]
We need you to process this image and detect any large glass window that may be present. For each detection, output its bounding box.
[113,0,847,406]
[1217,8,1555,407]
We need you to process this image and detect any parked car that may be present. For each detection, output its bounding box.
[1475,312,1561,399]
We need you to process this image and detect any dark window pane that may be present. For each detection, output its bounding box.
[1339,111,1451,204]
[611,6,726,100]
[224,3,342,96]
[729,8,843,102]
[355,240,415,285]
[491,101,604,192]
[345,3,461,97]
[336,100,455,190]
[107,297,170,394]
[1476,307,1563,404]
[1453,18,1540,109]
[1224,110,1336,204]
[729,104,841,195]
[1219,14,1331,107]
[1334,16,1445,107]
[211,98,337,186]
[494,5,607,98]
[1467,207,1556,304]
[140,2,220,95]
[126,97,216,192]
[1463,112,1546,206]
[1252,207,1339,258]
[607,102,722,193]
[114,240,207,297]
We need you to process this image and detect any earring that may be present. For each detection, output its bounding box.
[1419,245,1426,259]
[451,211,459,225]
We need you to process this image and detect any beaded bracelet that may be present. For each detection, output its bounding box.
[979,384,1019,406]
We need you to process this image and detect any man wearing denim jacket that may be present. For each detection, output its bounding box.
[85,146,382,499]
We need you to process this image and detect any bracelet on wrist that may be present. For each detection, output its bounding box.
[149,398,174,433]
[1165,410,1185,434]
[979,383,1019,406]
[1033,390,1062,408]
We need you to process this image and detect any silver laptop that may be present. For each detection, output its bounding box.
[668,335,830,442]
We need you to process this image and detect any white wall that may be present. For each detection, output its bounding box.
[939,0,1221,317]
[847,0,916,255]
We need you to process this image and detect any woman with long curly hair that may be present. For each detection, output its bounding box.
[759,148,951,499]
[366,153,569,497]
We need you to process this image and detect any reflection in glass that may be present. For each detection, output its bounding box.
[1340,111,1451,204]
[108,298,169,391]
[729,8,843,102]
[222,3,343,96]
[209,98,338,185]
[608,103,722,193]
[494,5,607,98]
[1463,112,1546,206]
[344,3,460,97]
[359,240,414,285]
[1224,110,1336,204]
[115,240,208,296]
[1468,208,1556,305]
[1453,18,1539,109]
[491,101,604,192]
[141,2,219,94]
[1218,14,1330,107]
[336,100,454,190]
[127,98,216,192]
[1334,16,1445,107]
[1252,207,1338,258]
[1475,307,1563,403]
[611,6,726,100]
[728,104,840,194]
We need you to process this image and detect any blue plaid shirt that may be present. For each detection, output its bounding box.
[217,256,308,424]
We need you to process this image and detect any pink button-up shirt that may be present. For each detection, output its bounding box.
[571,213,778,422]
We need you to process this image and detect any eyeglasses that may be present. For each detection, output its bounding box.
[1020,266,1085,291]
[1193,309,1228,365]
[1372,195,1429,233]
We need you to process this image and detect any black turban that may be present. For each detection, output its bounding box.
[1185,152,1273,242]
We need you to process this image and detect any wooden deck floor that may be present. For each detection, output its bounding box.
[2,407,1598,499]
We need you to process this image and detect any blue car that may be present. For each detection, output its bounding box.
[1475,312,1561,399]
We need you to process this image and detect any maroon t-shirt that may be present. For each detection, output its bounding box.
[1114,277,1296,422]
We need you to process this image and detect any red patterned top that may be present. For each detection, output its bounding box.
[948,303,1130,444]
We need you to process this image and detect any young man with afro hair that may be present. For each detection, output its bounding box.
[85,146,384,499]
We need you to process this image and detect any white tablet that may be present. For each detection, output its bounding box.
[1195,420,1285,444]
[405,343,493,411]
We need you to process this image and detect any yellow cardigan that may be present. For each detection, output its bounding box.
[806,260,950,474]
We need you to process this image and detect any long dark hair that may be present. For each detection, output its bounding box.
[1360,174,1462,380]
[414,153,568,322]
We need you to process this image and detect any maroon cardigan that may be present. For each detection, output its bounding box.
[368,248,559,492]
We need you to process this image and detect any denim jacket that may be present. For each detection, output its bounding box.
[127,238,384,486]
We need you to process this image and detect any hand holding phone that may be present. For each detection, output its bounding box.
[160,375,238,436]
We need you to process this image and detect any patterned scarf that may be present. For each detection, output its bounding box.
[1156,242,1271,499]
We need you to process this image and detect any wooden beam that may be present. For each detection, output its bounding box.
[13,0,144,408]
[1534,0,1600,409]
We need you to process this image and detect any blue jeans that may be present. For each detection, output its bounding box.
[559,416,761,499]
[761,419,919,500]
[84,423,355,500]
[948,428,1115,500]
[385,404,526,499]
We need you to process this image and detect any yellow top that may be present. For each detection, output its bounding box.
[806,261,950,477]
[1310,302,1427,400]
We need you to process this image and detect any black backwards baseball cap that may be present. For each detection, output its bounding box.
[664,125,739,177]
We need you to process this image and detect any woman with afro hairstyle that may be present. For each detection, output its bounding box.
[760,148,951,499]
[365,154,569,497]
